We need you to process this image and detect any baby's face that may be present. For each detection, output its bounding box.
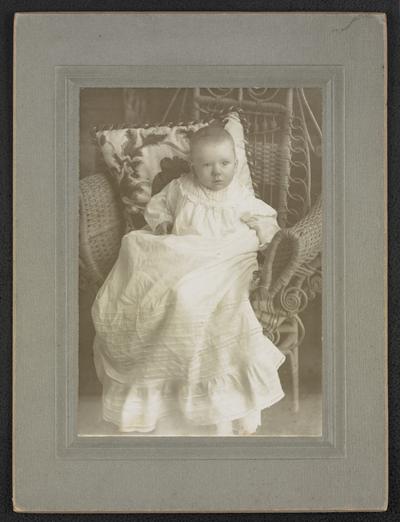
[191,140,236,191]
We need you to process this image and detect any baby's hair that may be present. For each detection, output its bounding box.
[190,125,236,156]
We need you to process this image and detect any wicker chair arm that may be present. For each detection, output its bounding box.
[259,194,322,299]
[79,172,125,292]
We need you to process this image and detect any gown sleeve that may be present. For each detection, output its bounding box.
[240,189,281,248]
[143,178,181,231]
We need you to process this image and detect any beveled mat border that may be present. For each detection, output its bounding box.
[14,12,386,511]
[55,65,345,460]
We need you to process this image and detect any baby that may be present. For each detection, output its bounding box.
[92,124,285,436]
[153,126,275,247]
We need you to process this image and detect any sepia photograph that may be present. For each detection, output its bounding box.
[13,11,388,512]
[78,87,323,437]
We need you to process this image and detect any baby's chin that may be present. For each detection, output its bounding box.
[203,181,232,191]
[209,185,228,191]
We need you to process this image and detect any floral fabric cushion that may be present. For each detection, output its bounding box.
[94,111,254,230]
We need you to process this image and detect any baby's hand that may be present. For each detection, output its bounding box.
[241,213,279,247]
[154,222,172,235]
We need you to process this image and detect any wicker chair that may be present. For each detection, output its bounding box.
[79,88,322,412]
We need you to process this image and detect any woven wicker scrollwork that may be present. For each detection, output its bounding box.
[305,265,322,301]
[79,173,125,290]
[264,325,281,345]
[250,194,322,338]
[279,286,309,315]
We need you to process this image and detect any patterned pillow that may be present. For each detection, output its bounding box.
[94,110,254,230]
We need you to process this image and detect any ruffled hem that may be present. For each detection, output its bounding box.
[95,350,285,433]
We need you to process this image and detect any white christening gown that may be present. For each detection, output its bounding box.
[92,173,286,432]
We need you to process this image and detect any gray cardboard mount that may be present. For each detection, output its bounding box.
[13,13,387,512]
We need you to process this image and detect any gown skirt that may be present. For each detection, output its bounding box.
[92,228,285,432]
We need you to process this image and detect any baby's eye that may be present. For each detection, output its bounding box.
[222,161,231,166]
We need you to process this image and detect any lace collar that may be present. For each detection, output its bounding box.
[179,173,245,206]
